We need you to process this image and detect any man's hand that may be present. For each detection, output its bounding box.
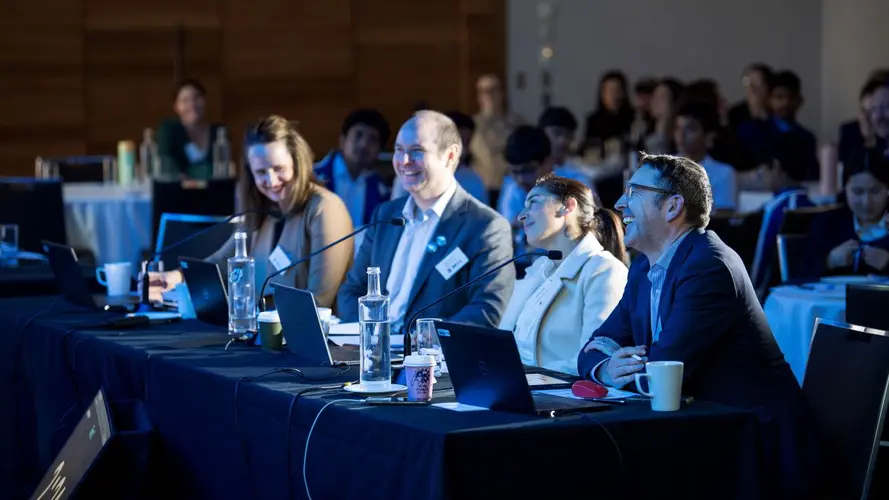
[594,346,647,388]
[862,245,889,272]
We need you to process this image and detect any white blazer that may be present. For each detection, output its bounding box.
[498,233,628,375]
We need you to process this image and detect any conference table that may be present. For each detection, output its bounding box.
[1,296,765,500]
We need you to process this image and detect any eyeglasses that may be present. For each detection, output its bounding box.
[624,183,674,198]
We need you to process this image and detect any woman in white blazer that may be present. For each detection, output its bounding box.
[499,174,629,375]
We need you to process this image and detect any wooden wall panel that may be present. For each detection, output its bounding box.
[0,0,505,176]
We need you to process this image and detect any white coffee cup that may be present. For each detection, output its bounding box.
[635,361,684,412]
[96,262,132,297]
[317,307,332,336]
[404,354,436,402]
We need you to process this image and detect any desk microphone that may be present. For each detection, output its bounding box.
[139,208,278,309]
[402,249,561,355]
[258,217,406,310]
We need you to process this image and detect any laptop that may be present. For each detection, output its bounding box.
[30,388,113,500]
[42,241,138,311]
[273,284,360,366]
[435,321,609,416]
[179,257,229,326]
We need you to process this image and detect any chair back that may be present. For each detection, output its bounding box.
[155,213,237,270]
[776,234,813,283]
[780,203,844,235]
[37,155,114,183]
[151,178,236,244]
[803,319,889,499]
[708,210,764,271]
[847,284,889,331]
[0,178,66,251]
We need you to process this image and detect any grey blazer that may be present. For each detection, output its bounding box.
[336,185,515,330]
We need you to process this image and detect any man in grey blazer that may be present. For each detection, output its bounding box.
[337,110,515,334]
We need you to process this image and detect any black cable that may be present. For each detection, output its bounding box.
[581,413,626,483]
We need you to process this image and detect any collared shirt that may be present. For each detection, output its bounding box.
[647,229,693,342]
[332,153,370,227]
[386,180,458,329]
[699,155,738,211]
[854,213,889,243]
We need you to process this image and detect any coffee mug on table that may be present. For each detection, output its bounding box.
[96,262,133,297]
[635,361,684,412]
[317,307,332,338]
[404,354,436,402]
[257,310,283,351]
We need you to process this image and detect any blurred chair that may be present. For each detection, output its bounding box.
[780,203,844,235]
[707,210,764,272]
[0,178,67,252]
[776,234,812,283]
[151,178,236,245]
[36,155,114,183]
[802,319,889,499]
[847,284,889,331]
[154,213,237,270]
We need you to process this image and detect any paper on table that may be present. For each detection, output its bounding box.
[329,335,360,347]
[328,322,359,335]
[432,402,487,412]
[327,322,404,348]
[535,387,637,401]
[525,373,572,386]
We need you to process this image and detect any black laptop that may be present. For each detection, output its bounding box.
[435,321,609,416]
[274,284,360,366]
[42,241,138,311]
[179,257,229,326]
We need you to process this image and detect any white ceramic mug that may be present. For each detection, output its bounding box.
[96,262,132,297]
[635,361,684,412]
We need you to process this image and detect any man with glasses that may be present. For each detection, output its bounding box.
[578,153,821,498]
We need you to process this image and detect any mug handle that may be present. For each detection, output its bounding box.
[95,267,107,286]
[635,372,654,397]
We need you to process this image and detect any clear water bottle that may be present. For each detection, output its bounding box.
[358,267,392,389]
[213,127,231,179]
[227,231,257,337]
[139,128,160,181]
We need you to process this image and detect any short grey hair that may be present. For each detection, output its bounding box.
[414,110,462,168]
[638,152,713,228]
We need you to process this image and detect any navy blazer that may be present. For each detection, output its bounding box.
[313,151,390,226]
[336,185,515,330]
[578,229,821,496]
[809,206,889,276]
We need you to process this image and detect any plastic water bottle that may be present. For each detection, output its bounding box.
[213,127,231,179]
[358,267,392,389]
[227,231,257,337]
[139,128,160,181]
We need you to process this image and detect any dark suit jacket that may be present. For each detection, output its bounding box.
[578,229,821,497]
[809,206,889,277]
[737,118,819,180]
[336,185,515,330]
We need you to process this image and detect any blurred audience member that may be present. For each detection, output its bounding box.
[838,73,889,167]
[637,78,685,154]
[810,149,889,276]
[674,102,738,211]
[498,126,555,253]
[538,107,597,186]
[470,75,524,203]
[582,71,635,160]
[863,77,889,156]
[728,63,774,131]
[681,79,746,169]
[157,79,224,180]
[630,77,659,141]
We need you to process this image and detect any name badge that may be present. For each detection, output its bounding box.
[184,143,205,164]
[269,245,293,271]
[435,247,469,281]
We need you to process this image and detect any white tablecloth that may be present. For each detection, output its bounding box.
[763,284,846,384]
[64,183,153,267]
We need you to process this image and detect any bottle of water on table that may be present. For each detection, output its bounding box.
[228,231,257,337]
[358,267,391,390]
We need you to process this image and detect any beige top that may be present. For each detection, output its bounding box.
[470,111,523,189]
[208,185,354,310]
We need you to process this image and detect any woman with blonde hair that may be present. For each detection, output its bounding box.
[147,115,354,309]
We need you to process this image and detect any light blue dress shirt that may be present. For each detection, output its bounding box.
[647,229,693,342]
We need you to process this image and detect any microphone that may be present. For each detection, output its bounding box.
[258,217,406,310]
[402,249,562,355]
[139,208,277,308]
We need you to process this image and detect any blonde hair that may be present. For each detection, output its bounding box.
[241,115,318,217]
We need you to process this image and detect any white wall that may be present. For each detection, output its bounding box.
[508,0,825,138]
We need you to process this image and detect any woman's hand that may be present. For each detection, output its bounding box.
[862,245,889,272]
[827,239,860,269]
[137,270,183,302]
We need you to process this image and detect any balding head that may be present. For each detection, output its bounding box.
[394,111,461,208]
[412,110,462,168]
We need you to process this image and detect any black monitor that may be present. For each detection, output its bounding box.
[0,178,66,252]
[151,178,236,244]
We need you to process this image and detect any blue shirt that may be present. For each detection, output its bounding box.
[648,229,693,342]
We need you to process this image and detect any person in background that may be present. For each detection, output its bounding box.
[629,77,659,140]
[810,149,889,276]
[537,106,597,186]
[728,63,774,132]
[157,79,224,180]
[498,126,555,233]
[674,102,738,211]
[314,109,392,232]
[582,70,635,159]
[637,77,685,154]
[470,74,524,204]
[863,77,889,156]
[738,71,818,180]
[147,116,354,310]
[498,174,628,375]
[337,110,515,333]
[579,153,822,498]
[749,133,814,296]
[681,79,745,169]
[838,73,889,167]
[393,111,487,203]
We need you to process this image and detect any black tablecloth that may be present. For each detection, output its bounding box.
[0,262,100,297]
[0,297,763,499]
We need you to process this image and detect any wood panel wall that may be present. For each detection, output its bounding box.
[0,0,506,177]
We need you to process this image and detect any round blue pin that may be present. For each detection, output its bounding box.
[426,243,438,253]
[436,236,447,247]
